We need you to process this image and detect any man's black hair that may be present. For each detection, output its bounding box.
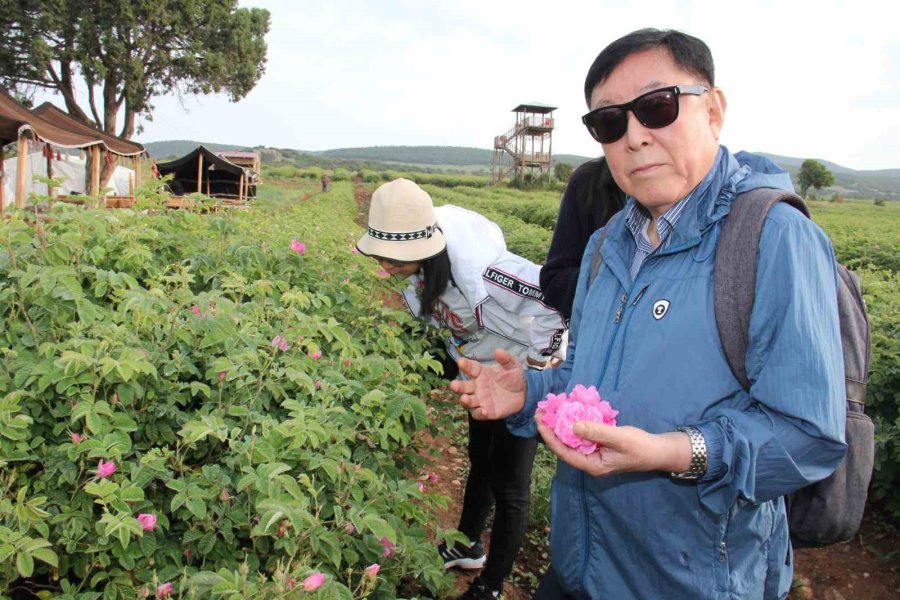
[419,249,451,317]
[584,28,715,105]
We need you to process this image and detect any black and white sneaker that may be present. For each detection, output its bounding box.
[438,540,486,570]
[455,576,502,599]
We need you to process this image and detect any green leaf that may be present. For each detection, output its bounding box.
[16,550,34,577]
[118,487,144,502]
[185,497,208,519]
[139,533,156,558]
[198,531,216,555]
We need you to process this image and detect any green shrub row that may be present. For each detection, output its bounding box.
[0,182,458,599]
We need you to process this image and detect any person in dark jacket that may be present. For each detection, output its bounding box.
[540,158,626,321]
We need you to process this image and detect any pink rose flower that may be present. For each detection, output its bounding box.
[271,335,290,352]
[190,305,202,317]
[380,536,395,558]
[344,522,355,534]
[376,270,390,279]
[137,513,157,531]
[302,572,325,591]
[156,582,173,598]
[218,370,226,381]
[364,563,381,578]
[96,459,116,479]
[417,482,425,493]
[290,239,306,255]
[308,350,322,360]
[71,432,82,444]
[537,385,618,454]
[428,472,439,483]
[315,379,323,390]
[351,247,360,255]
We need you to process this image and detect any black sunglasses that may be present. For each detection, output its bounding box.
[581,85,709,144]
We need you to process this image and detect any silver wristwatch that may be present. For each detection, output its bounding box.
[670,426,708,481]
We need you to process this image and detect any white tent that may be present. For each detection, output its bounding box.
[1,151,134,208]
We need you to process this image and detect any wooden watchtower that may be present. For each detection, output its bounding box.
[492,102,556,184]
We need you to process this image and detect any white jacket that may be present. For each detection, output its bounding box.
[401,205,566,365]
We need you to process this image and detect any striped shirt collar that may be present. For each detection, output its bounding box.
[624,197,691,281]
[625,198,690,252]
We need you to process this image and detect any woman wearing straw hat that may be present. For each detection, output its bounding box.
[357,178,566,600]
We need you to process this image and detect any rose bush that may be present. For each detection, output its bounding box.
[0,182,459,598]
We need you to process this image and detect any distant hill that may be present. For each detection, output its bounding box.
[316,145,494,166]
[141,140,899,199]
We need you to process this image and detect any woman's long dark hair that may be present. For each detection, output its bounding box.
[418,249,452,317]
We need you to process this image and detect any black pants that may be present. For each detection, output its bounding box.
[533,566,580,599]
[458,413,538,591]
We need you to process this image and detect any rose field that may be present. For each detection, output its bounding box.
[1,174,898,599]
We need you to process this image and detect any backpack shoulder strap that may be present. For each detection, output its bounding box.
[587,226,610,288]
[714,188,810,390]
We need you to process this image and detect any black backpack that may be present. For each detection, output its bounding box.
[588,188,875,547]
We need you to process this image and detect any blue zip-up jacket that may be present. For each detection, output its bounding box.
[508,147,846,599]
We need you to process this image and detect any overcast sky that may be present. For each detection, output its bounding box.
[113,0,899,170]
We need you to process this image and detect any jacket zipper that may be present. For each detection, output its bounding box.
[581,283,641,584]
[613,284,650,390]
[579,470,590,586]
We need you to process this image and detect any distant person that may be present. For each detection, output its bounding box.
[357,178,566,600]
[451,28,846,599]
[321,173,331,192]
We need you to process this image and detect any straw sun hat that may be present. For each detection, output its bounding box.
[356,178,447,262]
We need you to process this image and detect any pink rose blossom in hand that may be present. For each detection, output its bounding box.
[364,563,381,578]
[156,582,173,598]
[537,385,618,454]
[136,513,157,531]
[302,572,325,591]
[96,459,116,478]
[290,239,306,255]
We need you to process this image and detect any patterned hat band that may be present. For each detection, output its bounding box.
[367,223,437,242]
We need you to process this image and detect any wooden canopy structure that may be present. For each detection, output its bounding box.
[0,87,147,212]
[157,146,255,201]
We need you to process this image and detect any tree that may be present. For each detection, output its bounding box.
[554,162,574,182]
[797,159,835,198]
[0,0,270,142]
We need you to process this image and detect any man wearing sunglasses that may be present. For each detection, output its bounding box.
[451,28,845,599]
